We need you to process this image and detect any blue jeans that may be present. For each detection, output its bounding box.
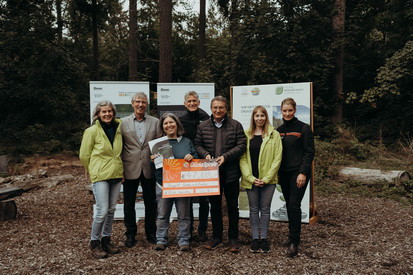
[246,184,276,239]
[156,183,191,246]
[91,179,122,241]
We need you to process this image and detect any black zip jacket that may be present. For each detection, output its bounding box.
[179,108,210,144]
[277,117,315,176]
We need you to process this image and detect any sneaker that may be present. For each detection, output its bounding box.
[260,239,270,253]
[90,240,108,259]
[155,244,166,251]
[196,231,208,242]
[228,239,240,253]
[250,239,260,253]
[179,245,190,251]
[205,239,222,250]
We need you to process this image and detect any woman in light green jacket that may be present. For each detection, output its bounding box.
[79,100,123,259]
[240,106,282,253]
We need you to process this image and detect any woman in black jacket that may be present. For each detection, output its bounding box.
[277,98,315,258]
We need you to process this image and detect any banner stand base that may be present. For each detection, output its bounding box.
[309,215,318,225]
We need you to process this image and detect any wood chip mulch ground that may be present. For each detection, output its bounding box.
[0,155,412,274]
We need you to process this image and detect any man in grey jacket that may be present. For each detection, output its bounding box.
[121,92,162,247]
[195,96,246,252]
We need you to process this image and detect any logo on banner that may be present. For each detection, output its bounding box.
[199,92,210,99]
[251,88,260,96]
[275,86,283,95]
[241,89,248,96]
[118,92,135,97]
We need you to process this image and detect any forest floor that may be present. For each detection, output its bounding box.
[0,153,412,274]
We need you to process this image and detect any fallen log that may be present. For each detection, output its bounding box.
[336,167,411,184]
[0,186,24,200]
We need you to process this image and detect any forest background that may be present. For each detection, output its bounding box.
[0,0,412,200]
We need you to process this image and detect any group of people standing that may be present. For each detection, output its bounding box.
[79,91,314,259]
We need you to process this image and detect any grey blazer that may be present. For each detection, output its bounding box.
[121,114,162,180]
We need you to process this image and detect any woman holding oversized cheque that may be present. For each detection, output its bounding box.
[239,106,283,253]
[150,113,198,252]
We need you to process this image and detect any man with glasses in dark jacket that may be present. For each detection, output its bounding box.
[195,96,246,253]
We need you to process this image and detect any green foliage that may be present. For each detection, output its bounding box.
[362,40,413,103]
[0,0,89,156]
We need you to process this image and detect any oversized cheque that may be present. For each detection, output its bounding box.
[162,159,220,198]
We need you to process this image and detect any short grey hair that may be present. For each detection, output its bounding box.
[159,113,185,137]
[131,92,148,103]
[92,100,117,123]
[184,91,199,101]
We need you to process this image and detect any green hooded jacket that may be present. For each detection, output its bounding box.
[79,119,123,183]
[239,125,283,189]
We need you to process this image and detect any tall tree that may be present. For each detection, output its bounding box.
[332,0,346,123]
[159,0,172,82]
[56,0,63,44]
[198,0,206,67]
[128,0,138,80]
[92,0,100,80]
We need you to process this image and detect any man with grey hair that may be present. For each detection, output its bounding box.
[179,91,210,242]
[121,92,162,247]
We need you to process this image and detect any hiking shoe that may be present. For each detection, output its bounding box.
[250,239,260,253]
[281,238,292,247]
[228,239,240,253]
[146,234,157,244]
[205,239,222,250]
[101,236,119,254]
[196,231,208,242]
[260,239,270,253]
[125,235,135,247]
[287,243,298,258]
[179,245,190,251]
[90,240,108,259]
[155,244,166,251]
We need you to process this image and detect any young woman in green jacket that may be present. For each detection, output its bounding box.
[240,106,283,253]
[79,100,123,259]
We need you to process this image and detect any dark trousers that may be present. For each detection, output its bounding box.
[190,196,209,234]
[279,170,308,245]
[123,175,157,238]
[209,180,239,241]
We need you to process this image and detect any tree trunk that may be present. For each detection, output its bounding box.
[92,0,100,80]
[332,0,345,124]
[56,0,62,44]
[198,0,206,68]
[159,0,172,82]
[128,0,138,81]
[229,0,238,86]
